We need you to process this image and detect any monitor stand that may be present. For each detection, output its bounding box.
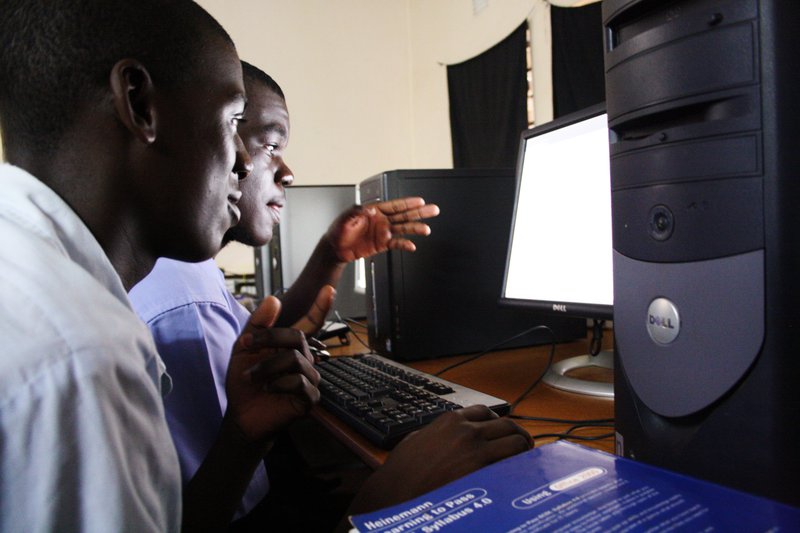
[542,350,614,398]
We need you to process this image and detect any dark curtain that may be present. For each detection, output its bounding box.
[551,2,605,118]
[448,22,528,169]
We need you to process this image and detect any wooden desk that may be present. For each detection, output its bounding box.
[312,323,614,469]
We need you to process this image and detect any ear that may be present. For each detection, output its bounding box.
[109,59,157,144]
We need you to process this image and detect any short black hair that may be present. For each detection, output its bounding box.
[0,0,234,154]
[241,61,285,102]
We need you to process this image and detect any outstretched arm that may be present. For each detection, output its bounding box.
[276,197,439,327]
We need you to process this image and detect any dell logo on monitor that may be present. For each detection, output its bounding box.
[646,298,680,344]
[553,304,567,312]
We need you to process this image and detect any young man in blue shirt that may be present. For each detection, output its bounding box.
[0,1,320,530]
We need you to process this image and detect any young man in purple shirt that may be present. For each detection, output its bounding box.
[130,61,532,530]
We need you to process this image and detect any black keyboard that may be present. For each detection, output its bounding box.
[316,353,510,449]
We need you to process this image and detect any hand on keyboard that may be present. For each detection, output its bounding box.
[347,404,532,515]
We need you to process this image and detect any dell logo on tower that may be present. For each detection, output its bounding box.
[647,298,680,344]
[649,315,675,329]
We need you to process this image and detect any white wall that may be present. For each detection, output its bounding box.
[198,0,543,186]
[202,0,542,274]
[197,0,416,187]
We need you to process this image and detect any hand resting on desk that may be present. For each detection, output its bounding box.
[346,405,532,517]
[232,284,530,526]
[206,289,532,530]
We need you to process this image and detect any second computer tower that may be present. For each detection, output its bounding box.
[605,0,800,506]
[360,168,586,361]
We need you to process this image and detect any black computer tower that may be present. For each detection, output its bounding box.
[605,0,800,506]
[361,168,586,361]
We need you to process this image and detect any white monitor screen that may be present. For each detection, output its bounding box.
[502,108,613,318]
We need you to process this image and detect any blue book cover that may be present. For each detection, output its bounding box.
[349,441,800,532]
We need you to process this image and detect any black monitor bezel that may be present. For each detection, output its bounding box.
[499,102,612,321]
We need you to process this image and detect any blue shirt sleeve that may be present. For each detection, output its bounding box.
[147,300,238,484]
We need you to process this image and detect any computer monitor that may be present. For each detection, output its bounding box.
[253,184,366,320]
[500,103,613,397]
